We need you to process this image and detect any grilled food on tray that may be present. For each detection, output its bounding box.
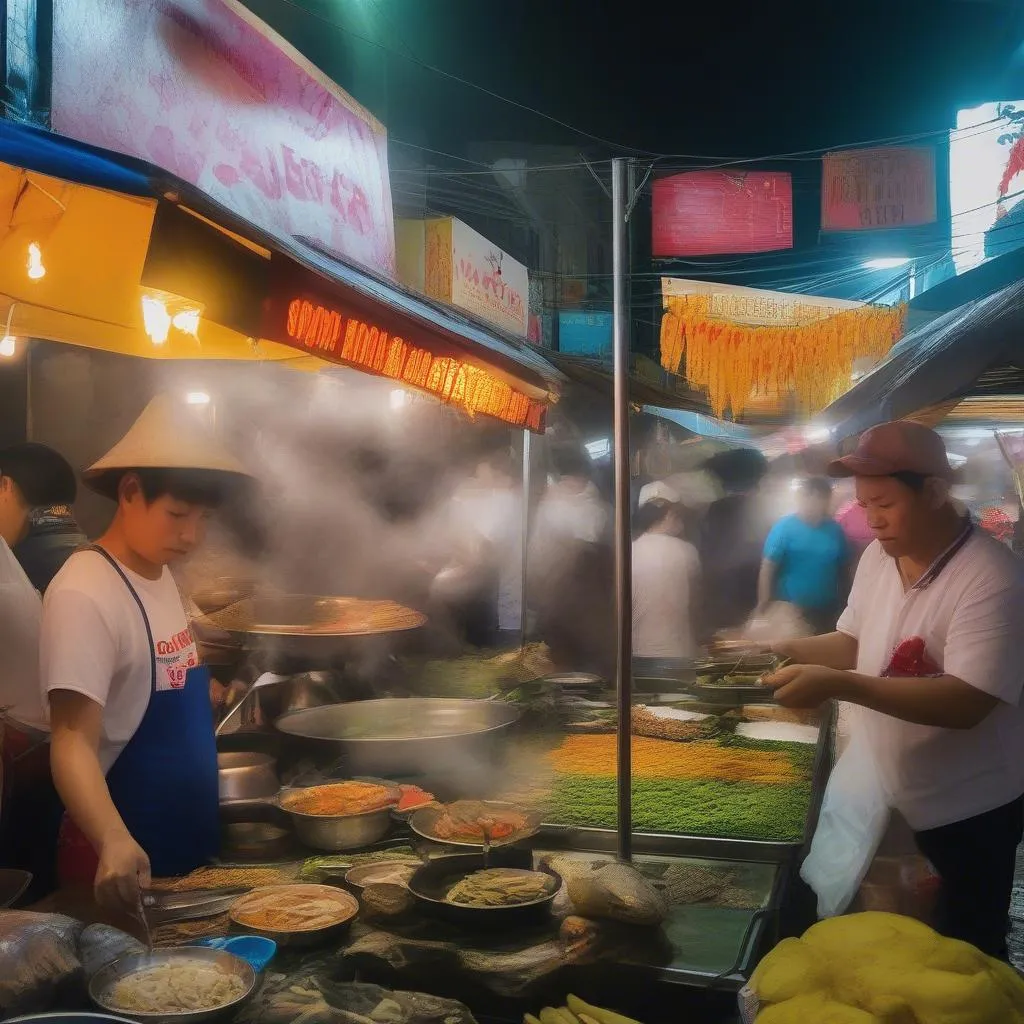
[431,801,531,843]
[281,781,397,817]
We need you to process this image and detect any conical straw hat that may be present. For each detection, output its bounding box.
[84,395,250,493]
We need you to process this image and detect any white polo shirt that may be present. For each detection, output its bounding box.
[837,526,1024,831]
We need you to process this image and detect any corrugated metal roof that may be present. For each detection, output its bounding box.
[824,279,1024,439]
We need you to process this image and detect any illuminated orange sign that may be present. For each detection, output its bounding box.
[282,296,546,431]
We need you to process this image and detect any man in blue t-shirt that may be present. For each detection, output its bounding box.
[758,476,850,634]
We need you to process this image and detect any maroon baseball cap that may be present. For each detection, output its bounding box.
[828,421,954,480]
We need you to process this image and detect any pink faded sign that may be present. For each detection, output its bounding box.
[51,0,395,276]
[822,146,936,231]
[651,171,793,257]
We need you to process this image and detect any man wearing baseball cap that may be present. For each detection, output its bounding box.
[764,420,1024,959]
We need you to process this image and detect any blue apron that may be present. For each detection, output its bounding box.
[91,546,220,878]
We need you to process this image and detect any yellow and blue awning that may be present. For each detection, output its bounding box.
[0,120,560,430]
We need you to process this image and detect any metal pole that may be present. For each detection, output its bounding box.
[519,429,532,646]
[611,157,633,863]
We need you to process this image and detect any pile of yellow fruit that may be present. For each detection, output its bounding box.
[526,995,641,1024]
[751,912,1024,1022]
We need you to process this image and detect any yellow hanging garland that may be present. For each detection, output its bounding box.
[659,294,907,419]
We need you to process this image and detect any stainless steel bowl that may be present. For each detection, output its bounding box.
[277,789,394,852]
[88,948,257,1024]
[217,752,278,803]
[274,699,521,795]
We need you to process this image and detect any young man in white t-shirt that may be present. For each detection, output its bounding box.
[41,396,250,911]
[0,442,78,899]
[763,420,1024,959]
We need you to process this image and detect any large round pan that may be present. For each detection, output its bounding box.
[274,698,521,795]
[194,596,426,660]
[408,854,561,929]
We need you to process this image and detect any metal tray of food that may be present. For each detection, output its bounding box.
[143,887,252,923]
[689,654,781,704]
[410,800,541,849]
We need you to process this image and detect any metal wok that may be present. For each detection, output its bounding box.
[274,698,521,797]
[193,595,427,661]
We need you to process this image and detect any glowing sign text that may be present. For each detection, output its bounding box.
[284,298,545,431]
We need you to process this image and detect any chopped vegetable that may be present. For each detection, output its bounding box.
[299,847,420,881]
[549,735,803,785]
[546,775,812,841]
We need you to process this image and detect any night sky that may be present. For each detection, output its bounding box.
[245,0,1024,157]
[237,0,1024,313]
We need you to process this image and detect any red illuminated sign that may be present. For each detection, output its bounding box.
[274,295,546,431]
[652,171,793,257]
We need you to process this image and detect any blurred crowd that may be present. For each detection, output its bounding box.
[429,439,1024,676]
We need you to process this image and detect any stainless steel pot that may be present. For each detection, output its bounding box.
[274,698,521,796]
[217,752,278,802]
[216,672,342,737]
[255,672,342,722]
[276,782,399,851]
[279,801,393,852]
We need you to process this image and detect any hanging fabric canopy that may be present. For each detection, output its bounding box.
[659,291,907,420]
[823,280,1024,441]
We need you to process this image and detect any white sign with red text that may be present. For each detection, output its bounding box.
[449,219,529,338]
[51,0,395,276]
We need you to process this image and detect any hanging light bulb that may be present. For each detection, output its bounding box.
[0,336,16,358]
[26,242,45,280]
[142,295,172,345]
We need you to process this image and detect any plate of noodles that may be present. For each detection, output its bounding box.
[228,883,359,947]
[409,800,541,849]
[89,947,257,1024]
[408,854,561,928]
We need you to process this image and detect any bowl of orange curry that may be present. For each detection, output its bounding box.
[277,780,399,851]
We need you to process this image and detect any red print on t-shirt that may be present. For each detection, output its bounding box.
[883,636,941,678]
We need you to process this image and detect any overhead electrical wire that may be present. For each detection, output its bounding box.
[262,0,659,155]
[263,0,1015,175]
[257,1,1024,321]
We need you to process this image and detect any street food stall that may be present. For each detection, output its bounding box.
[0,126,836,1024]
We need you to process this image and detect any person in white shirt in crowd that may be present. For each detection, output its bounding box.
[0,442,78,900]
[763,420,1024,960]
[433,448,523,647]
[41,396,251,912]
[529,445,613,674]
[632,481,702,663]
